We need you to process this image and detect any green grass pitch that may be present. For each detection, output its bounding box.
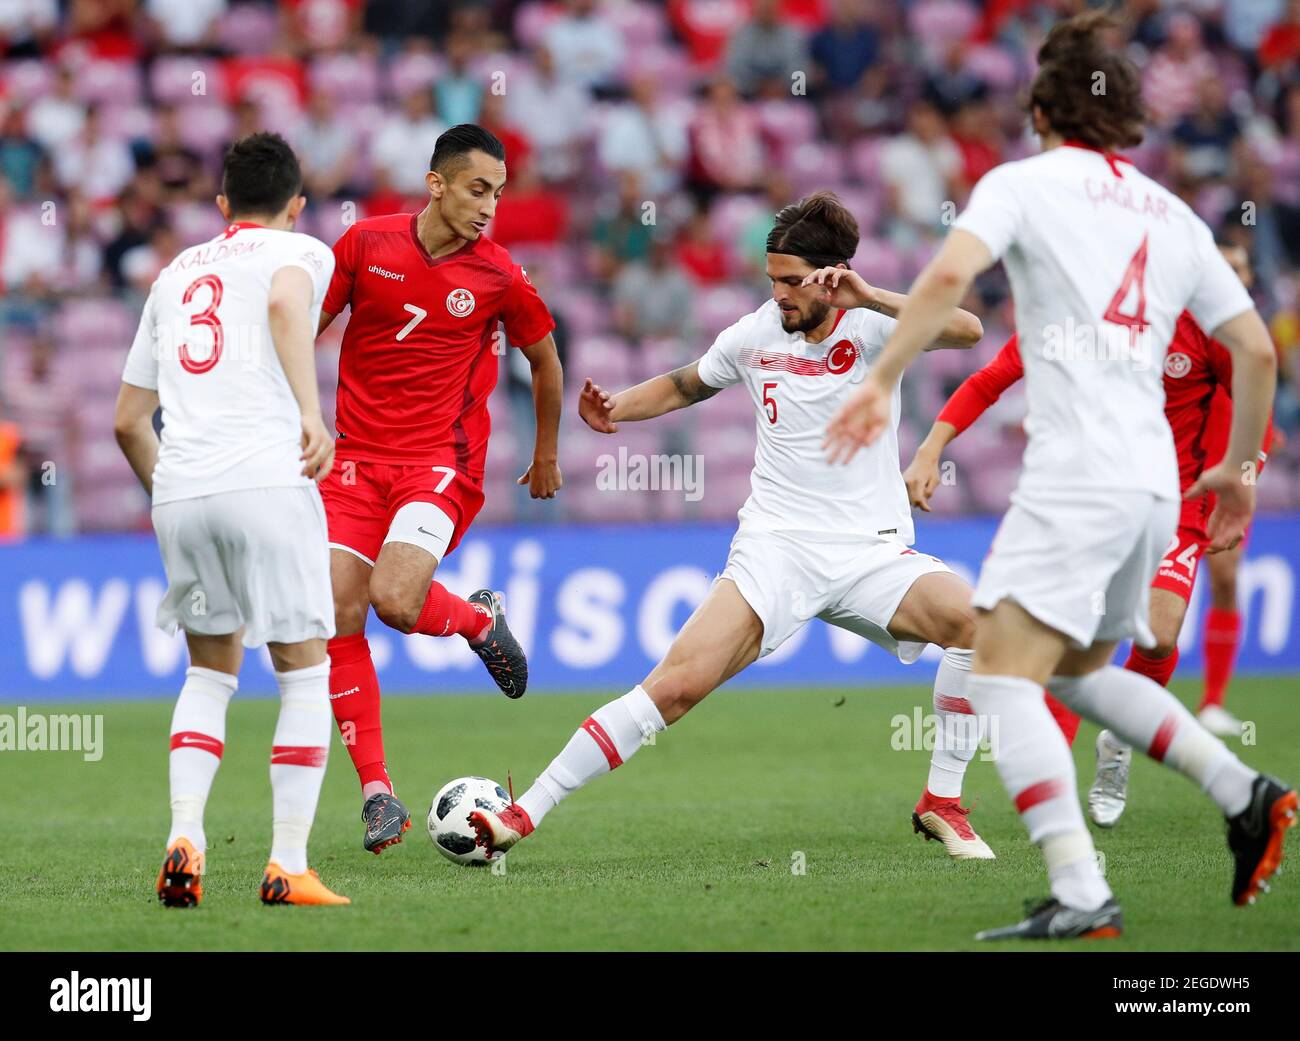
[1,677,1296,951]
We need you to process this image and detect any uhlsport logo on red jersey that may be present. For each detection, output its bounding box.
[1164,351,1191,378]
[826,339,858,375]
[446,288,476,317]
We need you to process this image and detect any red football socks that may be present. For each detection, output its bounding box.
[327,633,390,794]
[414,582,491,642]
[1201,607,1241,710]
[1043,692,1081,746]
[1124,644,1179,689]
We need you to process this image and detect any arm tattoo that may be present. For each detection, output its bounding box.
[669,363,722,404]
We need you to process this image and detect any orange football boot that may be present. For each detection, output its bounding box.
[259,862,351,906]
[156,837,204,908]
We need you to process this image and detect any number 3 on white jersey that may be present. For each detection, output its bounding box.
[397,304,428,342]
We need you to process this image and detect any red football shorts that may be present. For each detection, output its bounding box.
[319,459,485,565]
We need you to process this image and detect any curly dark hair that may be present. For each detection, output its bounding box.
[1029,10,1146,151]
[766,190,860,267]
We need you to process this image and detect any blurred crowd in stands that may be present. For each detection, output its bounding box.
[2,0,1300,537]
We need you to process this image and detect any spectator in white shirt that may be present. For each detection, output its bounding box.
[0,175,61,292]
[505,45,591,182]
[879,100,960,231]
[0,0,58,57]
[597,74,689,198]
[371,89,446,195]
[144,0,227,48]
[297,90,357,200]
[52,106,136,206]
[543,0,626,93]
[25,65,84,154]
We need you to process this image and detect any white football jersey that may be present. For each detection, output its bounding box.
[953,144,1253,501]
[122,222,335,505]
[697,299,914,544]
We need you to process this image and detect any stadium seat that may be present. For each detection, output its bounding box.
[174,104,236,156]
[571,335,638,389]
[169,202,230,244]
[694,286,765,340]
[53,299,135,350]
[387,48,445,98]
[849,136,888,183]
[610,1,669,49]
[908,0,980,63]
[2,59,53,102]
[99,105,154,144]
[150,57,228,105]
[964,44,1020,91]
[784,141,849,195]
[216,4,283,55]
[849,239,905,289]
[624,45,694,95]
[514,1,560,50]
[76,60,144,106]
[309,53,382,104]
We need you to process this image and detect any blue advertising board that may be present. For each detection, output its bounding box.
[2,517,1297,700]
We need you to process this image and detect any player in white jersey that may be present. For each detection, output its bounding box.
[826,12,1294,940]
[468,192,1002,862]
[114,133,349,907]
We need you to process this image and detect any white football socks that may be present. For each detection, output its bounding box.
[926,647,979,799]
[1048,665,1256,817]
[517,685,667,826]
[968,673,1111,911]
[167,666,238,852]
[268,661,332,875]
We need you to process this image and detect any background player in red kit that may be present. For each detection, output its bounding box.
[903,242,1271,827]
[316,125,563,852]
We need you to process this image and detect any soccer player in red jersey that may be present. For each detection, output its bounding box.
[902,242,1271,828]
[316,125,563,852]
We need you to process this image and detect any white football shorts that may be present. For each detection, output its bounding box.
[152,485,334,647]
[972,487,1178,650]
[721,528,954,662]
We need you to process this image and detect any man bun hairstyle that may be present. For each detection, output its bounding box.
[220,132,303,217]
[431,123,506,177]
[766,190,859,268]
[1029,9,1145,151]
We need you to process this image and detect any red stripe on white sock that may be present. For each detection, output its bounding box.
[1014,778,1066,813]
[935,693,974,714]
[1148,714,1179,762]
[581,716,623,770]
[170,731,223,758]
[270,745,328,767]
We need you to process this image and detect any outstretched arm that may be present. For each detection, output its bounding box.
[905,336,1024,510]
[578,361,720,433]
[825,230,994,463]
[801,265,984,349]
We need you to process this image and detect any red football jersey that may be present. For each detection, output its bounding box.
[936,313,1270,494]
[1161,312,1235,491]
[323,213,555,477]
